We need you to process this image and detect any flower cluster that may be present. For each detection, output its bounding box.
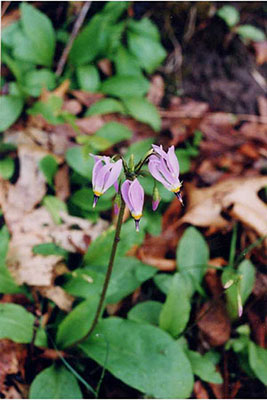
[91,145,183,231]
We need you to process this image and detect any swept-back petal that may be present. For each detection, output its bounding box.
[92,159,103,188]
[148,160,171,189]
[167,146,179,175]
[102,160,122,192]
[121,180,133,211]
[129,179,144,215]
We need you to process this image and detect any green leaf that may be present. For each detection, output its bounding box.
[24,69,56,97]
[100,75,150,98]
[177,227,209,295]
[56,296,99,348]
[122,97,161,131]
[236,25,266,42]
[128,27,167,74]
[248,341,267,385]
[128,301,162,325]
[80,317,193,398]
[29,365,82,399]
[175,149,191,174]
[217,5,240,27]
[222,260,255,319]
[0,157,15,180]
[1,21,21,48]
[84,219,145,265]
[43,195,68,225]
[33,243,68,258]
[128,18,161,41]
[64,257,156,305]
[95,121,132,146]
[66,146,94,180]
[186,350,223,384]
[159,273,191,337]
[70,187,114,212]
[114,46,143,76]
[0,303,34,343]
[77,135,112,151]
[39,155,58,186]
[125,138,154,163]
[27,96,64,125]
[143,209,162,236]
[20,3,55,67]
[76,65,100,92]
[0,225,9,263]
[153,273,172,295]
[102,1,129,21]
[0,95,24,132]
[85,98,126,116]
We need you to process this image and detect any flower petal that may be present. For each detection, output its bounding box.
[121,180,133,211]
[102,160,122,193]
[167,146,179,176]
[128,179,144,216]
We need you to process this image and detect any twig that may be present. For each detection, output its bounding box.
[55,1,91,76]
[72,200,126,346]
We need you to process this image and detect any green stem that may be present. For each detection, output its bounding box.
[74,199,126,346]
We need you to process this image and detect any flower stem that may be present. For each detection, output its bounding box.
[73,198,126,346]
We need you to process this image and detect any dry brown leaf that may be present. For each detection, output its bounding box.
[62,99,82,115]
[98,58,113,76]
[38,286,74,312]
[253,41,267,65]
[197,300,231,347]
[147,75,165,106]
[55,165,70,201]
[181,177,267,236]
[194,380,209,399]
[71,90,104,107]
[76,116,105,134]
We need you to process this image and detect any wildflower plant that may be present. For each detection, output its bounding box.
[87,144,183,337]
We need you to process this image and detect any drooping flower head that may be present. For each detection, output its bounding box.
[121,178,144,231]
[148,145,183,204]
[91,155,122,207]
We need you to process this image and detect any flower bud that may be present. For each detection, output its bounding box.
[114,193,121,215]
[152,185,161,211]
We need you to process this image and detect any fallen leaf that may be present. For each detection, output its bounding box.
[253,41,267,65]
[55,165,70,201]
[98,58,113,76]
[62,99,82,115]
[257,96,267,117]
[71,90,104,107]
[147,75,165,106]
[197,300,231,347]
[181,177,267,236]
[38,286,74,312]
[76,116,105,134]
[194,380,209,399]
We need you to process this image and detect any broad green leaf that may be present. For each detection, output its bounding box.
[125,138,154,163]
[77,135,112,151]
[95,121,132,145]
[236,25,265,42]
[70,187,114,212]
[64,257,156,305]
[159,273,191,336]
[114,46,143,76]
[1,21,21,48]
[24,69,56,97]
[128,301,162,325]
[84,219,146,265]
[85,98,126,116]
[34,326,48,347]
[175,149,191,174]
[248,341,267,385]
[76,65,100,92]
[0,225,9,261]
[143,209,162,236]
[20,3,55,67]
[153,273,172,295]
[222,260,255,319]
[0,303,34,343]
[123,97,161,131]
[0,157,15,180]
[0,226,21,294]
[80,318,193,398]
[177,227,209,295]
[100,75,150,98]
[56,296,99,348]
[102,1,129,21]
[33,243,68,258]
[27,96,64,125]
[105,21,126,59]
[217,5,240,27]
[29,365,82,399]
[128,18,161,41]
[0,143,17,154]
[43,196,68,225]
[128,31,167,74]
[66,146,94,180]
[186,350,223,384]
[0,95,24,132]
[39,155,58,186]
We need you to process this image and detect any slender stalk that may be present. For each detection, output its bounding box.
[74,199,126,346]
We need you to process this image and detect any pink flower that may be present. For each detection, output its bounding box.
[91,155,122,207]
[148,144,183,204]
[121,179,144,231]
